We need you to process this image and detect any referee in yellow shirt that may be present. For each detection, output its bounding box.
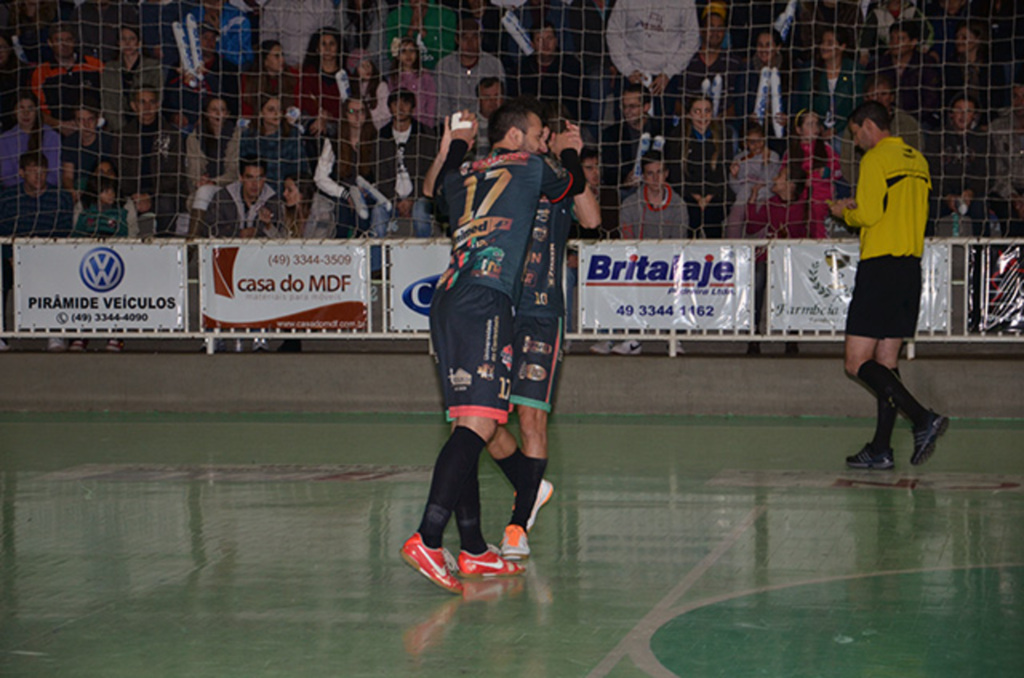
[829,101,948,470]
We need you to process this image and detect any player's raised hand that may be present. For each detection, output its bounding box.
[450,110,478,146]
[561,121,584,152]
[550,121,583,154]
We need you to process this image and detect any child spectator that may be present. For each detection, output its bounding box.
[618,152,688,240]
[744,162,811,354]
[782,109,841,238]
[726,123,781,238]
[73,174,130,237]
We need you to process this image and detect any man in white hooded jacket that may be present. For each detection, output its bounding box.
[605,0,700,114]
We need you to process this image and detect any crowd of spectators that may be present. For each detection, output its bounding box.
[0,0,1022,249]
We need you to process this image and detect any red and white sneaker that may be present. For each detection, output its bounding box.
[458,545,524,578]
[400,533,463,594]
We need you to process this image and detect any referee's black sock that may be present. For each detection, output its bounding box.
[454,453,488,555]
[871,368,901,451]
[510,455,548,529]
[418,426,486,549]
[857,361,928,427]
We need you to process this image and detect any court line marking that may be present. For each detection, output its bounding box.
[600,559,1024,678]
[586,505,767,678]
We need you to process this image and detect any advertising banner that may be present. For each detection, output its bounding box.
[973,244,1024,333]
[14,242,186,331]
[578,242,753,331]
[200,243,369,330]
[386,241,450,331]
[768,242,950,332]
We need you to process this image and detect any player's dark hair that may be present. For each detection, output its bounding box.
[488,100,537,149]
[849,101,891,131]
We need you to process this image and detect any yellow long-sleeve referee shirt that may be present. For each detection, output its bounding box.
[842,136,931,260]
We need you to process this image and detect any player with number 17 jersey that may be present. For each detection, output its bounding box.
[436,151,575,302]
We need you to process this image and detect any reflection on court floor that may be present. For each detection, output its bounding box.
[1,413,1022,677]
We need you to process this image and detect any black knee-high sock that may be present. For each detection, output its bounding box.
[857,360,928,426]
[418,426,486,548]
[494,449,522,489]
[511,455,548,528]
[453,453,488,555]
[871,368,901,450]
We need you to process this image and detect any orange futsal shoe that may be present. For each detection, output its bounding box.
[400,533,464,594]
[457,545,524,578]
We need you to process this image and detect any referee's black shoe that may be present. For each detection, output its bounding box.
[846,444,895,470]
[911,411,949,466]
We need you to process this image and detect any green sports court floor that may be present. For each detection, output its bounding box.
[1,412,1022,677]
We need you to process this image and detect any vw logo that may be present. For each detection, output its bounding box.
[79,247,125,292]
[401,274,439,316]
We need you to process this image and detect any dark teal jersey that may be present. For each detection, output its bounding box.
[517,195,573,317]
[437,149,574,301]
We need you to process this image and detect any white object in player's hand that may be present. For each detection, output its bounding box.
[450,112,473,130]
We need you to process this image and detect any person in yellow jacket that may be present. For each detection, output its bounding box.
[829,101,948,470]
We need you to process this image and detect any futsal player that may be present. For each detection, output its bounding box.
[828,101,948,470]
[487,111,600,561]
[401,101,585,593]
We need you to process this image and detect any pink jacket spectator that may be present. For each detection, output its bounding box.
[782,142,840,239]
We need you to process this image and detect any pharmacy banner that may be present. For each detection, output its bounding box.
[768,242,950,332]
[200,243,369,330]
[578,242,753,331]
[386,241,450,331]
[14,242,186,331]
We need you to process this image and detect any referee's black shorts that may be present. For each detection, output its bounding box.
[846,255,921,339]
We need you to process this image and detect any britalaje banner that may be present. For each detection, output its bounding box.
[200,243,369,330]
[768,242,950,332]
[386,241,450,332]
[14,242,186,331]
[578,242,753,331]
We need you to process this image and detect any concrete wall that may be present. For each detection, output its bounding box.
[2,352,1019,419]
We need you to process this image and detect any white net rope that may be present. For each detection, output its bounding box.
[0,0,1021,240]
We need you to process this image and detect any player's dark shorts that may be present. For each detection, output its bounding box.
[430,283,514,423]
[846,255,921,339]
[509,314,564,413]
